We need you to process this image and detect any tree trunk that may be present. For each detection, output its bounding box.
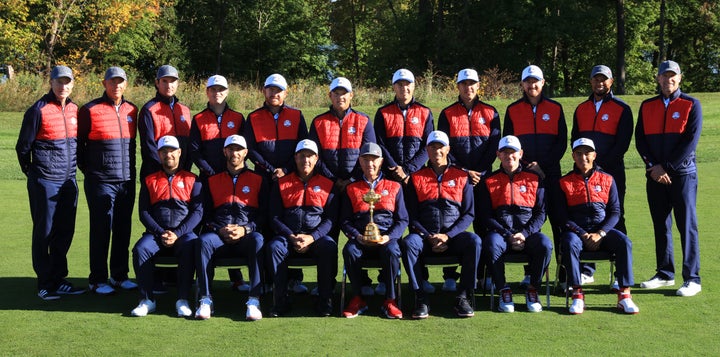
[615,0,626,94]
[658,0,666,64]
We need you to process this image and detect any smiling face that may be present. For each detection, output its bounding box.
[224,144,247,171]
[591,74,613,99]
[457,80,479,104]
[572,147,596,174]
[263,86,287,108]
[393,80,414,106]
[329,88,353,113]
[156,76,179,98]
[657,71,682,97]
[103,77,127,103]
[497,148,523,173]
[359,154,383,181]
[294,149,318,179]
[159,147,181,173]
[206,85,228,106]
[426,142,449,168]
[51,77,74,103]
[522,77,545,99]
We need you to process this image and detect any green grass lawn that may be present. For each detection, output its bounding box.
[1,93,719,355]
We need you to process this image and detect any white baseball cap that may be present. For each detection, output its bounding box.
[295,139,318,155]
[498,135,522,151]
[426,131,450,146]
[224,135,247,148]
[330,77,352,92]
[264,74,288,91]
[521,65,544,81]
[572,138,596,151]
[157,135,180,149]
[392,69,415,84]
[457,68,479,83]
[206,75,228,88]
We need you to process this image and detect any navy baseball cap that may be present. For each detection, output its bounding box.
[51,65,73,80]
[104,67,127,81]
[156,65,179,80]
[658,60,681,75]
[590,65,612,79]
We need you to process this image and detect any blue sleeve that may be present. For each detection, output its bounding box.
[634,102,655,168]
[667,98,702,172]
[174,180,204,238]
[605,100,634,168]
[551,106,568,164]
[76,104,91,173]
[385,188,409,240]
[556,181,588,236]
[475,110,501,174]
[599,179,620,233]
[244,116,275,175]
[308,121,335,179]
[406,177,431,238]
[138,181,165,236]
[139,105,161,170]
[477,179,513,237]
[445,180,475,238]
[374,108,399,168]
[502,109,514,137]
[16,102,42,174]
[520,181,547,237]
[189,115,215,176]
[309,187,337,240]
[404,110,434,173]
[270,181,294,237]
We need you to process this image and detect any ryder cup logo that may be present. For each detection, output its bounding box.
[381,189,389,196]
[70,117,77,125]
[601,114,609,121]
[672,112,681,120]
[177,181,185,189]
[448,180,456,187]
[127,116,133,123]
[594,185,602,192]
[542,113,550,122]
[242,186,251,194]
[411,117,419,125]
[227,121,235,129]
[348,126,357,134]
[180,115,186,122]
[479,117,486,125]
[283,119,292,127]
[519,185,527,193]
[313,185,321,193]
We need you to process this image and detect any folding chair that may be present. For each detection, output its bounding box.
[339,259,401,317]
[484,253,551,311]
[554,250,616,307]
[276,256,319,303]
[424,255,476,309]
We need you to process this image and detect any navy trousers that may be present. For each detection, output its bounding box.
[484,231,552,289]
[196,231,264,297]
[343,239,401,300]
[132,232,197,300]
[561,229,634,288]
[85,178,135,284]
[27,174,78,291]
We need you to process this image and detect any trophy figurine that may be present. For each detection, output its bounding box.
[362,189,383,242]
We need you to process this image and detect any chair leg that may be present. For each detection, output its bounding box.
[396,268,402,309]
[339,267,347,317]
[544,267,551,308]
[490,281,495,311]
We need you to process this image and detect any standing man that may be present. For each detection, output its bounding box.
[139,65,192,179]
[437,68,501,291]
[245,73,309,293]
[130,136,202,317]
[504,65,567,286]
[402,131,481,319]
[341,143,408,319]
[189,74,247,292]
[373,68,435,295]
[266,139,338,317]
[558,138,639,315]
[78,66,138,295]
[16,65,85,300]
[479,135,552,313]
[636,60,702,297]
[195,135,267,321]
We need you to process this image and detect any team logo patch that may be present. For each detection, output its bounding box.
[411,117,419,125]
[448,179,456,187]
[381,189,389,196]
[180,115,186,122]
[177,181,185,189]
[283,119,292,127]
[242,185,251,194]
[594,185,602,192]
[601,114,609,121]
[127,116,133,123]
[70,117,77,125]
[542,113,550,122]
[227,121,235,129]
[313,185,321,193]
[519,185,527,193]
[479,117,486,125]
[672,112,681,120]
[348,126,357,134]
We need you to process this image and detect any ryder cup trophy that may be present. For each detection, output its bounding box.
[362,189,382,242]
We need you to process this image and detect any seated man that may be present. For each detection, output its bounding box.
[266,139,338,317]
[130,136,202,317]
[478,135,552,313]
[402,131,481,319]
[341,143,408,319]
[195,135,267,321]
[558,138,639,315]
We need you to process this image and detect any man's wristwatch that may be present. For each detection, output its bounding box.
[598,230,607,238]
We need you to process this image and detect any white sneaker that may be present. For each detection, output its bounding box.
[131,299,156,317]
[110,278,138,290]
[617,293,640,314]
[442,278,457,292]
[422,280,435,294]
[176,299,192,317]
[374,282,386,295]
[90,283,115,295]
[288,279,309,294]
[310,287,319,296]
[519,275,531,289]
[581,273,594,285]
[676,281,701,297]
[640,276,675,289]
[498,287,514,313]
[525,289,542,313]
[569,291,585,315]
[195,296,213,320]
[360,285,374,296]
[610,280,620,292]
[246,297,262,321]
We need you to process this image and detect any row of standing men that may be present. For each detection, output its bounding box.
[16,61,701,319]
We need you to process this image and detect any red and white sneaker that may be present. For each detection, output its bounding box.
[381,299,403,319]
[342,296,368,318]
[617,291,639,314]
[569,288,585,315]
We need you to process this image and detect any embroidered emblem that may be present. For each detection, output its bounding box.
[313,185,321,193]
[227,121,235,129]
[242,186,251,194]
[283,119,292,127]
[672,112,680,120]
[348,126,357,134]
[601,114,609,121]
[519,185,527,193]
[542,113,550,122]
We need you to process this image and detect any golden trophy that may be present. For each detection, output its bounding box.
[362,189,383,242]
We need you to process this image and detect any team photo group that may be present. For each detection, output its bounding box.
[16,59,701,321]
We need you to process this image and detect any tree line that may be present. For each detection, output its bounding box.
[1,0,718,96]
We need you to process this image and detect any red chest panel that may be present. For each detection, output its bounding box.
[37,102,78,140]
[346,179,399,213]
[575,100,624,135]
[381,105,430,138]
[194,110,244,141]
[507,101,562,135]
[145,170,196,204]
[249,108,302,143]
[148,101,192,140]
[559,171,612,206]
[641,98,693,135]
[208,171,263,208]
[484,171,538,209]
[411,167,467,204]
[278,173,333,209]
[442,103,495,138]
[87,102,137,140]
[313,112,367,150]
